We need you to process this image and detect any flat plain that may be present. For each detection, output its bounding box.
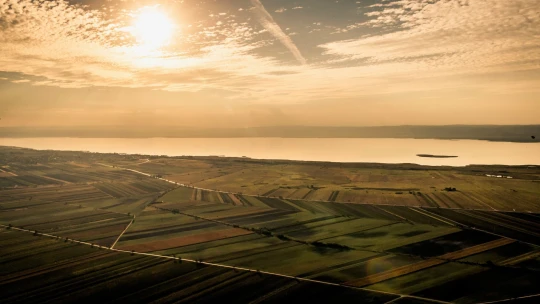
[1,146,539,303]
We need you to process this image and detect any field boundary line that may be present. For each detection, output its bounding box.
[0,224,450,304]
[247,281,299,304]
[408,207,457,226]
[383,296,403,304]
[373,205,409,222]
[499,250,540,266]
[453,209,540,238]
[462,191,498,211]
[110,215,135,249]
[413,209,540,248]
[476,293,540,304]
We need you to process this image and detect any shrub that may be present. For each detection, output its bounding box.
[311,241,352,251]
[276,234,291,241]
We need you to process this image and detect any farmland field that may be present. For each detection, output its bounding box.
[1,146,539,303]
[0,229,398,304]
[113,156,540,213]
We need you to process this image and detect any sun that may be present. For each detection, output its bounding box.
[131,6,175,50]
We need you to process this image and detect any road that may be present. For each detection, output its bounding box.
[110,215,135,249]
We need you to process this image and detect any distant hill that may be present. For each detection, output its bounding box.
[0,125,538,142]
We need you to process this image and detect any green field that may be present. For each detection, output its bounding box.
[1,229,399,304]
[1,146,539,303]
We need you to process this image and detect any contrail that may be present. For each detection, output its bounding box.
[250,0,307,65]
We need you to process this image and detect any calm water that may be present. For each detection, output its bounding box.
[1,137,539,166]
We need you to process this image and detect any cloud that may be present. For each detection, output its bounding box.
[0,0,130,87]
[249,0,307,65]
[0,0,308,93]
[0,0,538,108]
[321,0,540,76]
[0,1,278,89]
[275,8,287,13]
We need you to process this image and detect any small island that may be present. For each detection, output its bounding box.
[417,154,458,158]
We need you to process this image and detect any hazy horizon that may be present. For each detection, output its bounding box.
[1,125,538,143]
[1,0,539,129]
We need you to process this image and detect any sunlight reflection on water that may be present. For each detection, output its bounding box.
[1,138,539,166]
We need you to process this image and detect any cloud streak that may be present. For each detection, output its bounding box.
[250,0,307,65]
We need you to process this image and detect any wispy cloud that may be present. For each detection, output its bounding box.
[249,0,307,65]
[321,0,540,75]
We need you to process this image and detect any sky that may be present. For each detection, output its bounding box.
[0,0,539,129]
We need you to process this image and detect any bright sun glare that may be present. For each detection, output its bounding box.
[131,6,175,50]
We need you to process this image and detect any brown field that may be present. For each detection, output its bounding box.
[61,222,131,239]
[149,160,540,212]
[0,170,17,177]
[287,188,313,199]
[118,228,253,252]
[228,193,243,205]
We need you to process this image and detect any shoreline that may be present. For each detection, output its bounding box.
[1,144,538,168]
[0,135,539,143]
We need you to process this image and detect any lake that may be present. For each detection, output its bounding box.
[1,137,539,166]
